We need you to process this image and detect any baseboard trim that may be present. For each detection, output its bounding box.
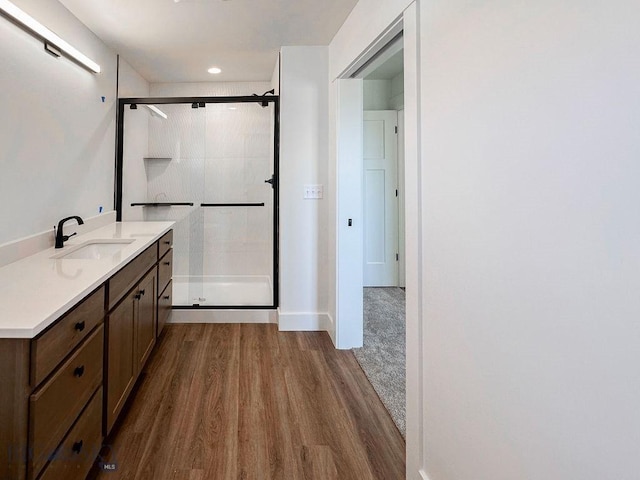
[277,311,332,332]
[326,313,336,346]
[169,308,277,324]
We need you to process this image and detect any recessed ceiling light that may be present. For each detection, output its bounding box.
[207,67,222,74]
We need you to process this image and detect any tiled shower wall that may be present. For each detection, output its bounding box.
[122,82,275,303]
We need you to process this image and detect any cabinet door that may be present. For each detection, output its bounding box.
[157,280,172,337]
[106,292,136,434]
[135,268,157,374]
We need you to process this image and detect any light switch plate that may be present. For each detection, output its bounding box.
[304,184,323,199]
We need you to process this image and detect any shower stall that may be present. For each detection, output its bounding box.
[116,94,279,310]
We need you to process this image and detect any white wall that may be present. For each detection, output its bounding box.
[271,55,280,95]
[118,57,150,98]
[150,82,270,98]
[118,58,150,222]
[0,0,117,244]
[390,72,404,110]
[363,79,391,110]
[332,0,640,478]
[364,76,404,111]
[419,0,640,478]
[278,46,330,331]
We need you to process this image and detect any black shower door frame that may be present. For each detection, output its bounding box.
[115,95,280,309]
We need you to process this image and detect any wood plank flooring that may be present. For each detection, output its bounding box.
[92,324,405,480]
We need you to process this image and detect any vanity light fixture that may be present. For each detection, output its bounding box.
[0,0,101,73]
[207,67,222,74]
[144,105,168,119]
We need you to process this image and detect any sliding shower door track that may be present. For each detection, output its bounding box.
[172,305,276,310]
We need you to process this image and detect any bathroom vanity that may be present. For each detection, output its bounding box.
[0,222,173,480]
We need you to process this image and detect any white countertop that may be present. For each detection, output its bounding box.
[0,221,174,339]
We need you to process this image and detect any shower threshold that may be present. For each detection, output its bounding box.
[169,275,276,324]
[172,275,273,307]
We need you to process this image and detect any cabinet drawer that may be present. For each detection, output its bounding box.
[108,243,157,310]
[158,249,173,296]
[31,286,105,387]
[29,325,103,479]
[38,387,103,480]
[158,230,173,260]
[158,280,172,337]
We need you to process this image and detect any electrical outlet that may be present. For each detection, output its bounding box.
[304,184,323,199]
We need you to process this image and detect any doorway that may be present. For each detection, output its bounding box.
[351,40,407,437]
[333,2,422,475]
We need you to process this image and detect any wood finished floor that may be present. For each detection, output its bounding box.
[93,324,405,480]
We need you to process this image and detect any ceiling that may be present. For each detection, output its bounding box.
[59,0,358,83]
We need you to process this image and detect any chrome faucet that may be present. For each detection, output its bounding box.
[55,216,84,249]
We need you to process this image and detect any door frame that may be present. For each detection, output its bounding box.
[333,3,423,478]
[114,95,280,309]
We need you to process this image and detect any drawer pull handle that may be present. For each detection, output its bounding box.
[74,321,85,332]
[73,365,85,377]
[163,241,171,245]
[72,440,83,454]
[140,289,146,296]
[163,295,170,300]
[163,261,171,266]
[135,294,141,300]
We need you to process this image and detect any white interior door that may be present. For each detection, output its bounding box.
[363,110,398,286]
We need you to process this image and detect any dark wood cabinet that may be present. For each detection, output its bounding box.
[38,388,103,480]
[135,268,157,373]
[157,280,172,337]
[0,290,105,480]
[0,228,172,479]
[29,325,103,479]
[106,265,158,435]
[105,230,172,436]
[157,245,173,338]
[105,290,136,434]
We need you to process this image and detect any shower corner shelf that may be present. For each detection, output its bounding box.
[143,157,172,161]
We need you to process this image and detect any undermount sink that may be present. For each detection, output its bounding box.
[52,239,135,260]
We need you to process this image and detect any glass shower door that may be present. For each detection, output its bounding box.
[121,97,276,308]
[141,103,207,306]
[199,101,274,307]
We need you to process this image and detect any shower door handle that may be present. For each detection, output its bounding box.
[264,175,274,188]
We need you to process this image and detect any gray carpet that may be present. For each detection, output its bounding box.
[353,287,406,438]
